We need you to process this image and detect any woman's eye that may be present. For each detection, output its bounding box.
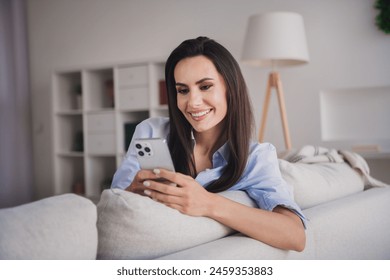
[200,84,212,91]
[176,88,189,94]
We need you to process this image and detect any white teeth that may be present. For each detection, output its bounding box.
[190,109,211,117]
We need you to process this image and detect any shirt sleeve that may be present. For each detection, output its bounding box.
[110,117,169,189]
[242,143,307,228]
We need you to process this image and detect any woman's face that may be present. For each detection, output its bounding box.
[174,55,228,134]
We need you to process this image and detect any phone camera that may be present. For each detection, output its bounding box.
[138,151,144,156]
[144,147,151,153]
[135,143,142,149]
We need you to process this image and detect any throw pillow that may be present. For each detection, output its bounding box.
[96,188,256,259]
[278,160,364,209]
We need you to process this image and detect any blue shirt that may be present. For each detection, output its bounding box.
[111,117,306,225]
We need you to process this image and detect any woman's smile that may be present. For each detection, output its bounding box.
[189,109,212,120]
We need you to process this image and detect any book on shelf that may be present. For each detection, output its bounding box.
[72,131,84,152]
[124,122,141,151]
[159,80,168,105]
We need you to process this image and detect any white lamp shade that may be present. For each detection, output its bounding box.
[242,12,309,67]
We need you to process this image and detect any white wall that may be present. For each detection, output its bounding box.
[27,0,390,198]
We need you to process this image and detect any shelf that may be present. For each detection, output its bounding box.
[320,85,390,162]
[153,105,169,111]
[320,86,390,143]
[55,110,83,115]
[55,115,83,153]
[357,152,390,160]
[53,71,82,111]
[54,156,85,195]
[84,68,114,110]
[57,152,84,157]
[150,106,169,118]
[85,155,117,197]
[53,59,166,197]
[85,108,115,114]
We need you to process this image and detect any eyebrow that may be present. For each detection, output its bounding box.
[175,77,214,87]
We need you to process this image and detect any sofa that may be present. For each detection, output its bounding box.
[1,156,390,260]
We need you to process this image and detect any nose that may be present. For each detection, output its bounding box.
[188,90,203,108]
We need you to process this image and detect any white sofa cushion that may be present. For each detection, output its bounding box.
[96,188,256,260]
[303,187,390,259]
[278,160,364,209]
[0,194,98,260]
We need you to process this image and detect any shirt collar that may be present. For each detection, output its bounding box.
[213,142,229,165]
[191,129,229,166]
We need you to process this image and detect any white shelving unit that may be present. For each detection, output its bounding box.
[319,85,390,184]
[320,85,390,154]
[52,59,168,199]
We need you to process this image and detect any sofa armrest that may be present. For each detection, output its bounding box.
[0,194,98,260]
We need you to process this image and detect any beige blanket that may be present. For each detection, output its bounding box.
[281,145,389,188]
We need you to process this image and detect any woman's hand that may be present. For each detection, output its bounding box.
[142,168,216,217]
[125,169,161,196]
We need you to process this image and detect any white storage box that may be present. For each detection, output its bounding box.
[117,65,148,88]
[87,133,116,154]
[118,87,149,110]
[87,112,115,133]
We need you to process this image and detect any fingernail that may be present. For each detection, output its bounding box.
[144,190,151,196]
[143,181,150,187]
[153,169,160,175]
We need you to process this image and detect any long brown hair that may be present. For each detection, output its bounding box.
[165,37,254,193]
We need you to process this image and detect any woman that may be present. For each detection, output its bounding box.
[111,37,306,251]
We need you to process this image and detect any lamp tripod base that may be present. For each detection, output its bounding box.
[258,72,292,151]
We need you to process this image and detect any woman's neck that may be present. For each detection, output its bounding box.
[193,124,227,158]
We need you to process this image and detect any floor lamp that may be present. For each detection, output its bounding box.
[242,12,309,151]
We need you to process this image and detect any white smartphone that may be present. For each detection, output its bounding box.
[134,138,175,172]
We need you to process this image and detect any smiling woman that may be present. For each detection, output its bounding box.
[164,37,253,188]
[110,37,306,252]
